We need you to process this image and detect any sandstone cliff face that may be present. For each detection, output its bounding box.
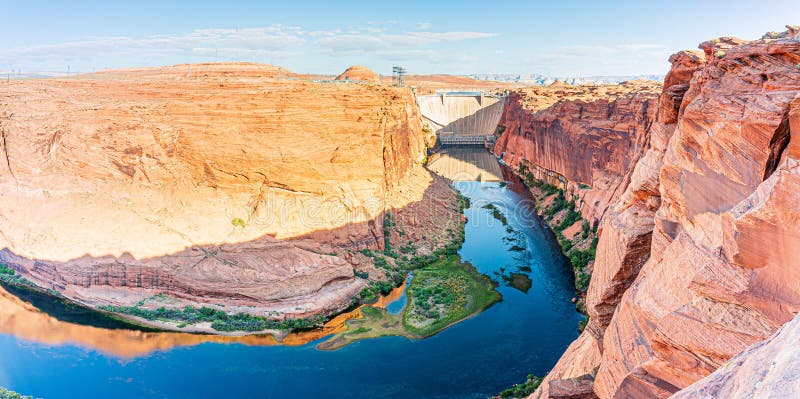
[528,50,707,399]
[497,28,800,399]
[593,33,800,399]
[492,82,661,225]
[670,311,800,399]
[0,64,459,321]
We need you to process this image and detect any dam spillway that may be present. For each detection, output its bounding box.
[416,91,505,146]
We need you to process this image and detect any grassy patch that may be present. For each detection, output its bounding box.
[403,255,501,337]
[319,255,501,349]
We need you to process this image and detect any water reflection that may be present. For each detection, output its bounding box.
[0,276,411,358]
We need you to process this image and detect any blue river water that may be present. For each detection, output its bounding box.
[0,179,582,399]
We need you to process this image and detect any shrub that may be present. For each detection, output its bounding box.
[231,218,246,228]
[353,269,369,279]
[0,263,14,275]
[0,387,33,399]
[498,375,543,398]
[575,271,591,293]
[556,208,581,232]
[98,304,326,332]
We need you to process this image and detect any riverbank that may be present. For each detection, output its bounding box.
[508,164,598,324]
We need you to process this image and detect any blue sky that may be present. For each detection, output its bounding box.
[2,0,798,76]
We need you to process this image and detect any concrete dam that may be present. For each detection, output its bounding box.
[418,91,506,182]
[416,91,505,146]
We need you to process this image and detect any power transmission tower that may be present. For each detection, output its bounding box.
[392,66,406,87]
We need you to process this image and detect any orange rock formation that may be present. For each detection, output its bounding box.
[335,65,380,83]
[0,63,461,324]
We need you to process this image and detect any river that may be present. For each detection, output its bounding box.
[0,176,582,399]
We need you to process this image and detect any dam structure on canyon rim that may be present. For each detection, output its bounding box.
[418,91,506,182]
[416,91,505,146]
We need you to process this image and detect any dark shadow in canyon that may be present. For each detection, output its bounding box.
[0,173,461,336]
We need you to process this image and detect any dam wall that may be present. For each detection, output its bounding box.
[417,92,505,136]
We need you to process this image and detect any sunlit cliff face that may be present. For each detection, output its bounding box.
[0,64,432,262]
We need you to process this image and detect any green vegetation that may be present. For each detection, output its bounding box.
[231,217,246,228]
[98,303,326,332]
[0,388,33,399]
[498,374,543,398]
[556,207,581,232]
[0,263,34,287]
[403,255,501,336]
[319,255,501,349]
[382,212,399,258]
[359,280,396,304]
[581,220,591,239]
[516,164,600,306]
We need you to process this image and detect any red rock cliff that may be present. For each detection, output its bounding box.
[493,27,800,399]
[493,82,661,225]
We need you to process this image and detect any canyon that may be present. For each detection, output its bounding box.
[0,63,463,327]
[0,22,798,399]
[492,27,800,398]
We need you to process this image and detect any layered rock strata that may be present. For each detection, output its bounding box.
[492,81,662,226]
[494,27,800,399]
[0,63,460,323]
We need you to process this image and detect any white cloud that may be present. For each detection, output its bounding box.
[0,23,498,71]
[0,26,308,69]
[315,30,497,55]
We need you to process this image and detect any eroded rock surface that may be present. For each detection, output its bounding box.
[594,33,800,399]
[670,312,800,399]
[492,81,662,225]
[507,28,800,399]
[0,63,460,321]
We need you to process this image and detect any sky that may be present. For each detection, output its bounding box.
[1,0,798,77]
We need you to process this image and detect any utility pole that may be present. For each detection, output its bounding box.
[392,66,406,87]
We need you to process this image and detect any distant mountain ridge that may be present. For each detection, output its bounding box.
[470,73,664,85]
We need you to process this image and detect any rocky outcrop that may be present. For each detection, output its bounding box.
[502,27,800,399]
[670,312,800,399]
[593,33,800,399]
[0,63,460,323]
[335,65,380,83]
[493,81,662,226]
[584,50,705,342]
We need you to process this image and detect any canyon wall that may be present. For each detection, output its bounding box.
[492,28,800,399]
[0,64,460,322]
[492,82,661,225]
